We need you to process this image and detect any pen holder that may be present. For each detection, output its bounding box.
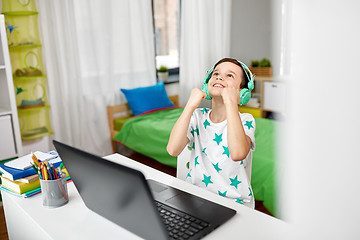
[40,172,68,208]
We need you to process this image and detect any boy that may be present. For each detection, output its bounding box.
[167,58,256,208]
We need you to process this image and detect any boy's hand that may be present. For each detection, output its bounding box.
[186,88,207,109]
[221,86,241,105]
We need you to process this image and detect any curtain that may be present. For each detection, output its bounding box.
[179,0,232,106]
[37,0,156,155]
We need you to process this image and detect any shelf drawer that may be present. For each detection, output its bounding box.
[238,107,262,118]
[0,115,17,160]
[263,82,286,112]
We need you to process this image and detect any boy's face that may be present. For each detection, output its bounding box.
[207,61,244,98]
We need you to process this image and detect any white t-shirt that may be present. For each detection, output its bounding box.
[186,108,256,208]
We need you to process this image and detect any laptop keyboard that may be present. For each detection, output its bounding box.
[155,201,209,240]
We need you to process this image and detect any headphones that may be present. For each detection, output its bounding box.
[201,60,255,106]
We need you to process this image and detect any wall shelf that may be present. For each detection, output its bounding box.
[3,2,53,140]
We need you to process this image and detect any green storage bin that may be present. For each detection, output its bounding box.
[13,76,48,108]
[18,106,54,140]
[2,0,38,14]
[4,13,40,47]
[9,44,44,77]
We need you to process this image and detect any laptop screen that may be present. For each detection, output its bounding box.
[53,140,168,240]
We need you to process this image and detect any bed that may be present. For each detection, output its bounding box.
[107,82,279,217]
[107,94,179,153]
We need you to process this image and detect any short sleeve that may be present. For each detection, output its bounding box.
[186,110,198,148]
[241,113,256,151]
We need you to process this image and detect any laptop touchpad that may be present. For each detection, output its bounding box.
[166,194,204,210]
[150,183,168,193]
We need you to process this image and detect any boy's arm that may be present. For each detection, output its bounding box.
[222,88,252,161]
[167,88,206,156]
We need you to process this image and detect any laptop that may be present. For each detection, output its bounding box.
[53,140,236,240]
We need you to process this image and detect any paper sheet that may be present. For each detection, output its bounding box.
[4,151,59,170]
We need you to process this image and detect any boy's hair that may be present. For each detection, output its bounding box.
[213,58,249,89]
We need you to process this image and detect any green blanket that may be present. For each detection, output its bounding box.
[113,108,183,168]
[251,118,279,217]
[113,108,278,216]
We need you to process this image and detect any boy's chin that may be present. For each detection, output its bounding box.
[209,93,223,100]
[209,88,223,97]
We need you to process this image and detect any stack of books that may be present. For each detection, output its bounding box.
[246,97,261,108]
[0,151,67,198]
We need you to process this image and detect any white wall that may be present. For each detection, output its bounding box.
[279,0,360,238]
[164,82,179,96]
[230,0,272,68]
[231,1,360,238]
[230,0,285,76]
[21,136,52,156]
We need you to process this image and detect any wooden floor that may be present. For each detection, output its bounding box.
[0,204,8,240]
[0,146,272,240]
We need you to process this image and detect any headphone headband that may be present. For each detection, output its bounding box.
[203,60,254,91]
[202,59,255,105]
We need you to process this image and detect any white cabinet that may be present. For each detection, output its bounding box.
[239,77,286,118]
[263,81,286,113]
[0,14,22,160]
[0,115,17,159]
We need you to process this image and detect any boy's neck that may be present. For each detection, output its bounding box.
[210,99,227,123]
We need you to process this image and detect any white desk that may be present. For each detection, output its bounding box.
[2,154,289,239]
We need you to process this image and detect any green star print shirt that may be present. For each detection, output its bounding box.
[186,108,256,208]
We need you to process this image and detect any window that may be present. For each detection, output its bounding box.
[152,0,180,80]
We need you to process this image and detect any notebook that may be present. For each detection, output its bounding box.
[53,140,236,240]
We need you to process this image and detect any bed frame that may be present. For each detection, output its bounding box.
[107,94,179,152]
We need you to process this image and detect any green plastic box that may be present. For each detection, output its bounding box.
[9,44,44,77]
[13,76,48,108]
[4,14,40,46]
[2,0,38,15]
[18,106,54,140]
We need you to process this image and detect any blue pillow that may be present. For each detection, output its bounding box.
[121,82,174,116]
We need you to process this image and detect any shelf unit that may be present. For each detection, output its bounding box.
[2,1,53,140]
[0,14,22,161]
[239,76,285,118]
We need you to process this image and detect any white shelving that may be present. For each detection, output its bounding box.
[0,14,22,160]
[238,76,286,118]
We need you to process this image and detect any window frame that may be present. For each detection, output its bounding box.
[151,0,181,83]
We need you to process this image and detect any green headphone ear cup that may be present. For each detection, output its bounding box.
[239,88,251,106]
[202,67,213,100]
[201,83,212,100]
